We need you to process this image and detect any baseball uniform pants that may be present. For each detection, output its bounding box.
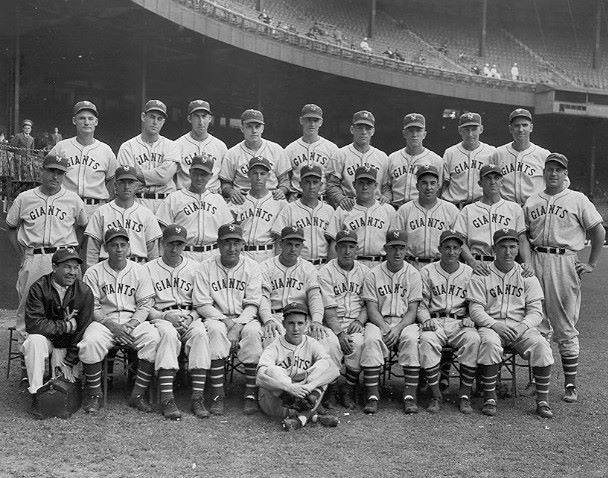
[419,318,480,368]
[15,251,55,334]
[153,318,211,371]
[205,319,263,363]
[477,324,554,367]
[361,322,420,368]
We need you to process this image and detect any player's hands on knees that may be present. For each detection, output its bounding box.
[347,320,364,335]
[288,383,309,399]
[339,197,355,211]
[106,321,135,347]
[338,331,353,355]
[164,310,183,327]
[309,322,328,340]
[491,321,517,342]
[471,260,490,276]
[462,317,475,328]
[520,263,535,278]
[272,189,287,200]
[383,327,399,348]
[227,323,243,353]
[421,318,440,331]
[575,261,594,277]
[262,320,281,340]
[228,188,246,205]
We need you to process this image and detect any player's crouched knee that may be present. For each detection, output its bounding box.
[525,329,555,367]
[153,319,180,341]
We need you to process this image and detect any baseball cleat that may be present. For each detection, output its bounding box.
[209,395,225,415]
[316,414,339,427]
[243,396,259,415]
[83,394,102,414]
[128,394,153,413]
[282,417,303,431]
[563,386,578,403]
[191,397,210,418]
[403,395,419,414]
[427,397,441,413]
[162,399,182,420]
[363,396,378,414]
[482,399,497,416]
[536,401,554,419]
[458,396,473,414]
[29,395,43,420]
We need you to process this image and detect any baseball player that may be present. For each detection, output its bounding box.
[468,228,554,418]
[147,224,212,420]
[231,156,286,262]
[325,110,390,209]
[361,229,422,414]
[318,230,369,408]
[78,226,160,414]
[49,101,118,215]
[284,104,339,200]
[271,164,334,265]
[10,119,35,150]
[192,223,263,415]
[117,100,179,212]
[220,109,290,204]
[454,164,530,275]
[6,154,88,335]
[85,165,162,268]
[441,112,495,208]
[22,248,94,415]
[523,153,605,403]
[257,302,340,431]
[174,99,227,193]
[418,231,479,414]
[157,155,233,262]
[383,113,443,209]
[327,165,397,269]
[393,165,458,269]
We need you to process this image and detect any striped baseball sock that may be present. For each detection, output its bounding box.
[158,369,176,403]
[244,363,257,399]
[459,364,476,398]
[533,365,552,403]
[83,362,103,395]
[424,364,441,398]
[190,368,207,400]
[480,364,500,401]
[131,359,154,397]
[440,349,454,383]
[363,366,381,400]
[402,366,420,398]
[344,367,360,387]
[561,355,578,388]
[209,359,226,399]
[307,387,323,407]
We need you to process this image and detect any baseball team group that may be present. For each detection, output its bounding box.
[6,97,604,431]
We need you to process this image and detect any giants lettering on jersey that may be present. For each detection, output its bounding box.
[528,204,568,220]
[235,207,274,223]
[183,201,218,216]
[431,283,466,299]
[210,277,246,292]
[377,283,407,298]
[29,205,67,221]
[278,355,311,370]
[108,218,143,233]
[489,284,523,298]
[453,160,484,174]
[293,152,328,168]
[135,152,164,166]
[333,281,363,296]
[348,216,385,230]
[101,282,136,296]
[66,154,100,170]
[183,151,217,166]
[154,277,193,293]
[295,216,330,231]
[346,163,374,176]
[270,277,303,291]
[501,162,535,177]
[409,217,447,231]
[471,214,512,228]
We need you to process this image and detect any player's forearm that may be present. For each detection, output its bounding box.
[196,304,225,321]
[460,243,476,266]
[323,307,342,335]
[365,301,386,330]
[276,173,290,195]
[356,307,368,325]
[518,234,532,264]
[132,297,153,323]
[398,301,419,329]
[256,367,293,392]
[146,240,159,260]
[307,289,324,323]
[304,359,340,390]
[587,224,606,267]
[417,302,432,324]
[148,308,164,321]
[142,162,177,186]
[380,182,392,204]
[469,302,496,328]
[86,237,101,269]
[258,296,272,324]
[105,177,116,200]
[522,300,543,329]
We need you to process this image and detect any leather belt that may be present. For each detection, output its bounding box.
[430,312,465,319]
[473,254,495,262]
[32,246,73,255]
[136,192,168,199]
[532,245,566,255]
[309,257,327,266]
[82,197,104,205]
[406,256,437,264]
[356,255,384,262]
[162,304,194,311]
[185,244,217,252]
[243,243,274,251]
[271,308,283,314]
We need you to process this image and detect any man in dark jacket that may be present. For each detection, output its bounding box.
[22,247,94,399]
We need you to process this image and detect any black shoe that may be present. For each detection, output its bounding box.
[536,400,554,418]
[128,394,153,413]
[282,417,303,431]
[316,414,339,427]
[162,398,182,420]
[209,395,224,415]
[191,397,210,418]
[563,386,578,403]
[83,394,102,414]
[427,397,441,413]
[363,396,378,414]
[482,399,497,416]
[459,396,473,415]
[29,395,43,419]
[243,396,259,415]
[403,395,419,414]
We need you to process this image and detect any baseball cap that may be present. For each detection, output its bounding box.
[459,112,481,128]
[439,230,464,246]
[241,109,264,125]
[403,113,425,129]
[73,100,98,117]
[190,155,214,174]
[188,100,211,115]
[385,229,408,247]
[480,164,503,177]
[300,164,322,180]
[283,302,309,318]
[493,228,519,245]
[545,152,568,169]
[144,99,167,117]
[301,104,323,119]
[248,156,271,172]
[509,108,532,123]
[354,165,378,182]
[104,226,129,244]
[218,223,244,241]
[42,154,69,172]
[163,224,187,243]
[22,119,33,127]
[416,164,439,180]
[52,247,82,265]
[352,111,375,127]
[281,225,305,241]
[114,165,139,181]
[335,230,358,244]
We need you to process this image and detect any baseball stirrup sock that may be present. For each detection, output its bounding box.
[132,359,154,396]
[244,363,257,398]
[344,367,360,387]
[403,366,420,398]
[83,362,103,393]
[190,368,207,399]
[459,364,476,397]
[209,359,226,397]
[363,366,381,400]
[158,369,176,403]
[480,364,500,401]
[532,365,551,403]
[424,364,441,398]
[561,355,578,388]
[440,349,454,381]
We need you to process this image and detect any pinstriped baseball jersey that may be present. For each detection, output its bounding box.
[454,199,526,256]
[362,262,422,324]
[285,136,339,194]
[523,189,603,251]
[327,201,396,256]
[385,148,443,205]
[83,259,155,324]
[6,187,87,248]
[258,335,328,382]
[419,262,472,317]
[442,142,495,204]
[156,189,233,246]
[271,200,334,261]
[318,259,368,325]
[327,144,388,199]
[261,256,319,310]
[146,257,198,310]
[49,138,118,199]
[393,199,458,259]
[174,132,227,192]
[117,134,179,194]
[220,139,290,192]
[231,192,286,246]
[84,200,162,259]
[192,255,262,316]
[491,142,550,205]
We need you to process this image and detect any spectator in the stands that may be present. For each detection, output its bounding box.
[489,64,501,79]
[483,63,491,76]
[471,65,481,75]
[360,37,372,53]
[334,29,343,45]
[438,40,448,55]
[51,127,62,146]
[511,62,519,81]
[258,9,271,24]
[383,46,395,59]
[394,50,405,62]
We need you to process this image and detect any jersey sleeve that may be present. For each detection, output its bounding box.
[317,266,338,308]
[393,206,406,230]
[83,268,100,301]
[242,267,263,308]
[84,208,104,241]
[219,149,236,182]
[155,197,174,226]
[446,202,459,228]
[309,336,330,362]
[257,341,279,370]
[5,194,22,228]
[578,193,604,230]
[144,210,163,242]
[327,148,344,179]
[466,273,487,307]
[303,263,320,292]
[326,208,345,239]
[406,267,423,303]
[135,269,155,303]
[192,264,213,308]
[362,271,378,303]
[271,204,290,236]
[116,142,132,167]
[74,197,88,227]
[273,145,290,177]
[513,204,526,234]
[216,197,235,227]
[453,208,468,238]
[524,275,544,305]
[106,149,118,179]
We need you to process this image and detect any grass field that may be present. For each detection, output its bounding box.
[1,251,607,478]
